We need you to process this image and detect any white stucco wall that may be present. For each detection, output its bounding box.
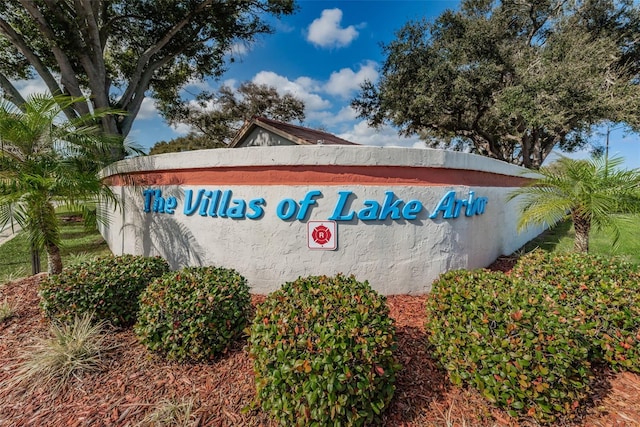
[99,146,542,295]
[102,145,536,176]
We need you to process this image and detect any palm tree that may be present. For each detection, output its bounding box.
[0,94,120,274]
[509,156,640,253]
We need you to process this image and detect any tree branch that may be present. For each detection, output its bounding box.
[76,0,106,78]
[120,54,177,137]
[73,0,111,113]
[0,17,61,93]
[18,0,89,116]
[99,13,145,43]
[120,0,215,108]
[0,73,26,107]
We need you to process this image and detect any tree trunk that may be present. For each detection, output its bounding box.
[30,244,41,275]
[572,213,591,253]
[46,242,63,275]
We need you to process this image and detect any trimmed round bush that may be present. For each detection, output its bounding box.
[426,269,593,423]
[511,250,640,371]
[134,266,251,362]
[426,251,640,423]
[39,255,170,327]
[249,274,400,427]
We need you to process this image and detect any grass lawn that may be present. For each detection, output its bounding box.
[0,213,110,282]
[523,214,640,264]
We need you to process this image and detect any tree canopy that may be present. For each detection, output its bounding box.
[149,133,220,154]
[0,0,295,147]
[352,0,640,169]
[152,81,305,152]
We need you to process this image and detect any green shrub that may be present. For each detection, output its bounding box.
[39,255,170,327]
[249,274,400,427]
[426,269,593,423]
[511,250,640,371]
[134,266,251,362]
[426,251,640,423]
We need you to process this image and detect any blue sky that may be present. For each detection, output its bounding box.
[14,0,640,168]
[129,1,456,150]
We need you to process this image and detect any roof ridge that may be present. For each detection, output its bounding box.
[254,116,357,145]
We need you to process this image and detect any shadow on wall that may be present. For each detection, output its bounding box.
[123,212,204,270]
[112,155,205,269]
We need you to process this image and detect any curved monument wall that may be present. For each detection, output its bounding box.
[99,146,541,294]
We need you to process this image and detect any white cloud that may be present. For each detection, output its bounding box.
[10,77,164,124]
[307,9,361,49]
[223,78,239,89]
[252,71,331,111]
[294,76,322,92]
[308,105,359,128]
[338,120,424,148]
[170,122,192,136]
[185,96,223,113]
[136,97,159,120]
[275,21,295,33]
[324,61,378,98]
[11,76,93,101]
[183,81,239,113]
[184,77,214,92]
[228,41,250,57]
[11,77,50,98]
[333,105,360,123]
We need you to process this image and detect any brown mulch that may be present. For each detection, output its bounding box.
[1,264,640,426]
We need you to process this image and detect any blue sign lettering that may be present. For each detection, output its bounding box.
[164,196,178,214]
[429,190,488,219]
[143,189,177,214]
[184,189,204,215]
[207,190,221,216]
[357,200,379,221]
[276,198,298,220]
[246,198,266,219]
[328,191,355,221]
[181,189,265,220]
[142,188,489,222]
[331,191,425,221]
[142,189,155,213]
[297,190,321,220]
[378,191,402,220]
[402,200,422,220]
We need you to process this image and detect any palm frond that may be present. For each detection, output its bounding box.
[0,202,27,231]
[509,155,640,251]
[0,93,121,272]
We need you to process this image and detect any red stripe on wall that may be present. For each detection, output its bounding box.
[104,165,532,187]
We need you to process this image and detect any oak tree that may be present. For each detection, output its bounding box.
[153,81,305,152]
[352,0,640,169]
[149,133,220,154]
[0,0,295,156]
